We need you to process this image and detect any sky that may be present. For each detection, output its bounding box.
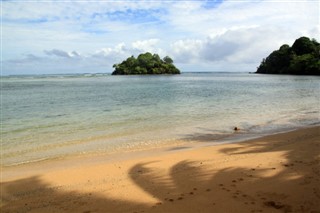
[1,0,319,75]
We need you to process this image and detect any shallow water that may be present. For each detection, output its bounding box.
[1,72,319,166]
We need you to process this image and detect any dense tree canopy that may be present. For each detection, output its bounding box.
[112,52,180,75]
[256,36,320,75]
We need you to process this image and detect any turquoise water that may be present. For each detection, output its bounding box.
[1,73,319,166]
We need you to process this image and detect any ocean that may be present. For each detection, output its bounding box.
[1,72,319,166]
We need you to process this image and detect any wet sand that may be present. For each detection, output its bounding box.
[1,126,320,213]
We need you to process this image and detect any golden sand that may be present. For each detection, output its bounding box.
[1,126,319,213]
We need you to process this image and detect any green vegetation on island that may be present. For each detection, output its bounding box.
[256,36,320,75]
[112,52,180,75]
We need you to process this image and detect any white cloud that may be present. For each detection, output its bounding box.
[171,39,203,63]
[132,39,159,52]
[2,0,319,74]
[94,43,127,57]
[43,49,82,60]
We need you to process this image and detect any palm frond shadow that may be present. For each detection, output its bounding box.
[1,127,319,212]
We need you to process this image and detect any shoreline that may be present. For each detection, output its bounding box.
[1,124,319,180]
[3,123,319,170]
[1,125,320,212]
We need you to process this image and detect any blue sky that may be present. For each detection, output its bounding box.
[1,0,319,75]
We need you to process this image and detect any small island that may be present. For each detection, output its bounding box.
[256,36,319,75]
[112,52,180,75]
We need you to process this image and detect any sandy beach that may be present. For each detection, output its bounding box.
[1,126,319,213]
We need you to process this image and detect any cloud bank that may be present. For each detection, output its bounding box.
[2,0,319,74]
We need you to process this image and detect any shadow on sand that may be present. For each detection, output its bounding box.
[1,127,319,213]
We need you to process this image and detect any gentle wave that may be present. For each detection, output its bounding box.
[2,73,319,166]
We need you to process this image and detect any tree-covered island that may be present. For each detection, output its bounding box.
[256,36,319,75]
[112,52,180,75]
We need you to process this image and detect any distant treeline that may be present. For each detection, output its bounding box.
[256,36,319,75]
[112,52,180,75]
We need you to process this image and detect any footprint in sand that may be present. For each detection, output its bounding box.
[164,198,174,202]
[263,200,291,210]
